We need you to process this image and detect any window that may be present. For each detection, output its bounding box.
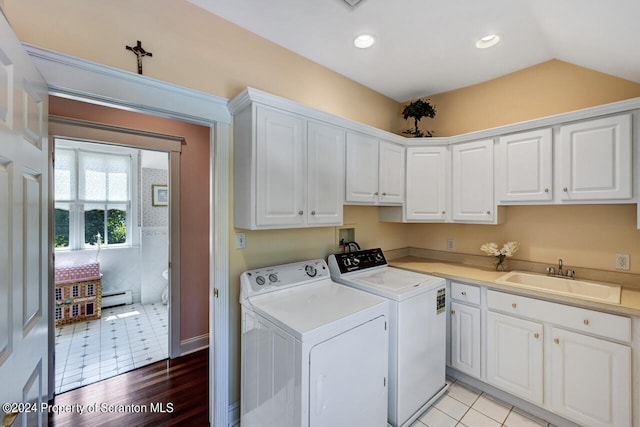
[55,143,132,249]
[72,304,80,317]
[86,283,95,296]
[72,285,80,298]
[55,307,63,321]
[55,287,63,301]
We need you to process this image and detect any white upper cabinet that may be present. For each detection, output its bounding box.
[306,120,345,226]
[452,139,498,223]
[497,129,553,203]
[559,114,632,201]
[345,132,404,205]
[405,146,449,221]
[234,104,344,229]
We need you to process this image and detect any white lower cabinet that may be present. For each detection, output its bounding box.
[448,288,633,427]
[550,327,631,427]
[486,311,543,404]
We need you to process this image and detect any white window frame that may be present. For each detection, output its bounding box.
[54,139,139,251]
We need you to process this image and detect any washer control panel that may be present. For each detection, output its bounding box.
[329,248,387,274]
[240,259,330,302]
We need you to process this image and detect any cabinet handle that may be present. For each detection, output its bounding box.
[374,192,379,196]
[311,211,316,216]
[461,291,467,296]
[382,192,387,196]
[298,210,304,215]
[486,211,491,215]
[441,211,446,215]
[450,310,456,315]
[554,338,560,344]
[534,333,539,339]
[583,319,589,325]
[563,187,568,192]
[511,303,517,308]
[544,188,549,193]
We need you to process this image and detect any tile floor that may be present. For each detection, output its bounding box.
[413,379,554,427]
[54,303,168,394]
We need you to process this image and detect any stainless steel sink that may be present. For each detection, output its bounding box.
[495,271,621,304]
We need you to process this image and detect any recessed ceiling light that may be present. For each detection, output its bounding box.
[475,34,501,49]
[354,34,375,49]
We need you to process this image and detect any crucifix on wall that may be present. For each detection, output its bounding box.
[126,40,152,75]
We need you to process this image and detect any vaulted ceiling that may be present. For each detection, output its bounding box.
[187,0,640,102]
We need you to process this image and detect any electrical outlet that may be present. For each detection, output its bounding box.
[615,253,629,271]
[236,232,246,249]
[447,239,455,250]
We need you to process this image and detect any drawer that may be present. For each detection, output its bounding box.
[487,290,631,343]
[450,282,481,305]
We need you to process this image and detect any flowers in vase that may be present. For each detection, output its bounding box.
[480,241,519,271]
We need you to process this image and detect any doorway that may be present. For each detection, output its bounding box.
[52,138,171,393]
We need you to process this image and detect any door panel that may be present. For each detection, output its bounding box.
[0,12,49,427]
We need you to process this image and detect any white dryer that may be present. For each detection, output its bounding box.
[328,248,447,427]
[240,258,390,427]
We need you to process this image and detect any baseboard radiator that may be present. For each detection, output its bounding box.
[102,290,133,308]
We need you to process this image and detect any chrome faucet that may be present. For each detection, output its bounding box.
[546,258,575,279]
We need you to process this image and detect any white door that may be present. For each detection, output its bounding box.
[405,146,448,221]
[309,316,387,427]
[551,327,631,427]
[559,114,632,201]
[486,311,543,404]
[0,13,50,427]
[306,120,344,226]
[345,131,379,204]
[451,140,495,222]
[378,141,404,204]
[255,105,306,227]
[497,128,553,203]
[449,302,481,378]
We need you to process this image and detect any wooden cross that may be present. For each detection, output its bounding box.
[126,40,152,75]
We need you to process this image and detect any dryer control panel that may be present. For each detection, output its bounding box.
[329,248,387,274]
[240,259,330,305]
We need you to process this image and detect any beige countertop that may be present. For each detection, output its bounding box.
[389,256,640,317]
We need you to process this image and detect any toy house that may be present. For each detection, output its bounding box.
[54,263,102,326]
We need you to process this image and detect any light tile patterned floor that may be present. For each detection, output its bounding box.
[54,303,168,394]
[413,379,554,427]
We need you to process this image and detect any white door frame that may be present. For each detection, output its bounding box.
[25,44,231,427]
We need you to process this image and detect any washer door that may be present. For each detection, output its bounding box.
[309,315,388,426]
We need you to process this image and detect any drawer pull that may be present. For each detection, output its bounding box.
[554,338,560,344]
[584,319,589,325]
[451,310,456,315]
[461,291,467,296]
[511,303,517,308]
[534,333,539,339]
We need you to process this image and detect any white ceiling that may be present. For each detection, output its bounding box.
[187,0,640,102]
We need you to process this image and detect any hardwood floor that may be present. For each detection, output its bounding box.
[48,349,209,426]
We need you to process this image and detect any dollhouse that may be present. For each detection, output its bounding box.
[54,262,102,326]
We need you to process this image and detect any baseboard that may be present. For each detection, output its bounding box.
[228,401,240,427]
[179,333,209,356]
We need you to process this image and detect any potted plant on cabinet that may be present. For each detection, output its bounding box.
[402,98,437,137]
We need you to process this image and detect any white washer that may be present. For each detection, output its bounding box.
[328,249,447,427]
[240,259,390,427]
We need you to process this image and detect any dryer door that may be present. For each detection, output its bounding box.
[309,315,388,426]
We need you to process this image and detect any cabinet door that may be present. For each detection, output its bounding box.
[378,141,404,204]
[559,114,632,201]
[551,327,631,427]
[451,140,495,222]
[255,106,306,227]
[307,121,344,226]
[450,302,481,378]
[497,129,553,203]
[405,146,448,221]
[345,132,379,203]
[486,311,543,404]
